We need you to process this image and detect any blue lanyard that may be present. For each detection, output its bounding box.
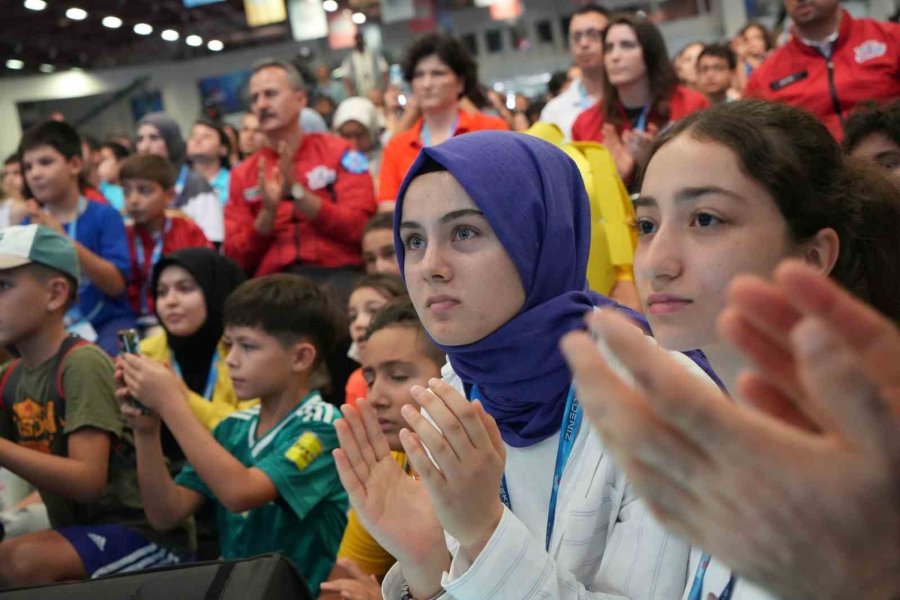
[171,349,219,401]
[470,383,582,551]
[634,103,652,133]
[133,219,170,317]
[421,115,459,148]
[576,81,592,109]
[175,165,189,196]
[687,553,737,600]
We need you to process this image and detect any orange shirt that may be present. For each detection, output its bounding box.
[378,110,510,202]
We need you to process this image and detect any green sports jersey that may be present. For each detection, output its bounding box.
[175,391,348,594]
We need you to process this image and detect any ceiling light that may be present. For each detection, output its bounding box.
[351,12,366,24]
[134,23,153,35]
[161,29,179,42]
[24,0,47,10]
[207,39,224,51]
[186,35,203,47]
[102,16,122,28]
[66,7,88,20]
[322,0,338,11]
[6,59,24,70]
[39,63,55,73]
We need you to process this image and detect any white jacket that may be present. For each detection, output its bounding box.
[382,347,715,600]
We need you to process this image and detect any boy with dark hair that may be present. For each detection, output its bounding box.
[361,212,399,276]
[0,225,188,586]
[120,154,211,326]
[19,120,135,355]
[321,298,444,599]
[696,44,739,105]
[843,99,900,183]
[120,274,348,595]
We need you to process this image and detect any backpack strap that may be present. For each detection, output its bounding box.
[53,336,92,415]
[0,359,22,415]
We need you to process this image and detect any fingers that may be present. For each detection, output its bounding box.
[335,557,371,583]
[473,401,505,459]
[400,401,456,480]
[791,316,898,454]
[399,427,444,490]
[735,371,818,431]
[355,398,392,461]
[334,408,371,484]
[343,401,380,469]
[416,378,494,453]
[332,447,367,510]
[776,260,900,387]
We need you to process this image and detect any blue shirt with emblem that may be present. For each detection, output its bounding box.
[175,391,348,594]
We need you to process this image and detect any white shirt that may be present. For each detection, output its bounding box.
[180,189,224,243]
[381,340,717,600]
[540,78,597,141]
[681,549,780,600]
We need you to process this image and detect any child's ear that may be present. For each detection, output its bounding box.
[46,277,72,313]
[67,154,83,178]
[290,340,317,373]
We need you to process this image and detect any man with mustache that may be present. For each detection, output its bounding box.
[224,59,376,300]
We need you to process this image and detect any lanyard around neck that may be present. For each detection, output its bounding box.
[421,115,460,148]
[171,348,219,401]
[470,383,582,551]
[133,218,171,317]
[687,553,737,600]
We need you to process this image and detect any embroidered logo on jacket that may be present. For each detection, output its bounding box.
[854,40,887,64]
[306,166,337,191]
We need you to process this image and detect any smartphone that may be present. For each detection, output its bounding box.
[117,329,152,415]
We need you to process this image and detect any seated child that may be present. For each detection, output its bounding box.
[361,213,400,276]
[120,274,349,594]
[121,154,211,328]
[345,274,406,406]
[0,225,189,586]
[320,298,445,600]
[20,120,135,355]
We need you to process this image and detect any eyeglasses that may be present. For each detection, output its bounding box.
[569,28,603,44]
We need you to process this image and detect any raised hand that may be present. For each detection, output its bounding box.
[400,379,506,568]
[257,156,284,213]
[333,399,447,596]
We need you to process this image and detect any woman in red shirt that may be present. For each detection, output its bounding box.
[378,33,508,209]
[572,15,708,181]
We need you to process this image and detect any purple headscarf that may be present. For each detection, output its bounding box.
[393,131,620,447]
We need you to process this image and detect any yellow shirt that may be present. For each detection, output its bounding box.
[140,331,258,431]
[336,451,408,577]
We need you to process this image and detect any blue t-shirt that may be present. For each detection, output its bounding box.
[64,199,134,327]
[210,168,230,205]
[99,182,126,214]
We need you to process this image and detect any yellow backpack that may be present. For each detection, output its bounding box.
[526,122,636,295]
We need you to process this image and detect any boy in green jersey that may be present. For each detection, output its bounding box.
[119,274,348,594]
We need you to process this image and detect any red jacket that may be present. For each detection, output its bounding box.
[224,133,376,276]
[571,85,709,142]
[126,215,212,317]
[746,11,900,141]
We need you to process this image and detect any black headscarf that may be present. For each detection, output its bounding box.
[152,248,246,396]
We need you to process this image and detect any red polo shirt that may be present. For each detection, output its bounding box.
[224,132,376,276]
[378,110,510,202]
[746,11,900,141]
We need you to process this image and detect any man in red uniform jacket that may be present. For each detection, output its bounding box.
[746,0,899,141]
[225,59,376,298]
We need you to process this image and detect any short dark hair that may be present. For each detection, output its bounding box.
[843,99,900,154]
[19,120,82,162]
[572,2,609,20]
[119,154,176,189]
[698,43,737,70]
[224,274,339,368]
[4,154,18,167]
[193,117,232,169]
[81,132,101,152]
[547,70,569,97]
[365,298,445,368]
[602,16,678,127]
[363,212,394,236]
[402,33,478,100]
[350,273,406,302]
[102,141,130,161]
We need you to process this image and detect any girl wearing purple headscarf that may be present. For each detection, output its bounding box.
[334,131,716,599]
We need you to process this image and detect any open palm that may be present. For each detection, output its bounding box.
[334,400,445,566]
